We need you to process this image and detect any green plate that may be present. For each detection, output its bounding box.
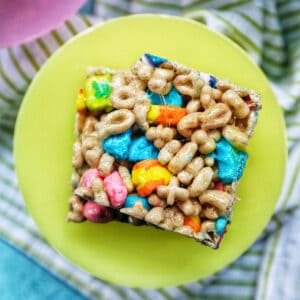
[14,15,287,288]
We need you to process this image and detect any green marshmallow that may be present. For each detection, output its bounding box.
[85,75,113,112]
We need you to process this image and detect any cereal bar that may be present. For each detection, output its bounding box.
[67,53,261,249]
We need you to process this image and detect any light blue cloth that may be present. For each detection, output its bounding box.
[0,238,88,300]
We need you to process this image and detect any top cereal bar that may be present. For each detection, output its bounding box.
[68,53,261,249]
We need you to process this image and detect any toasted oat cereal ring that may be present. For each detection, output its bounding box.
[199,190,232,216]
[222,125,249,150]
[131,60,154,81]
[168,142,198,174]
[177,199,201,217]
[134,94,151,130]
[169,61,191,75]
[82,116,98,136]
[98,153,115,177]
[177,112,201,138]
[173,71,204,98]
[72,140,83,168]
[191,129,216,154]
[147,193,166,207]
[186,99,201,113]
[161,207,184,230]
[111,72,126,88]
[110,86,137,109]
[199,103,232,130]
[157,177,190,205]
[147,105,187,126]
[148,68,175,95]
[148,79,172,95]
[96,109,136,139]
[118,165,134,193]
[120,201,148,219]
[188,167,214,197]
[200,84,222,109]
[146,125,177,149]
[200,220,215,233]
[177,156,204,185]
[144,207,164,225]
[92,178,110,206]
[67,195,85,222]
[111,71,146,91]
[75,112,86,137]
[202,205,219,220]
[222,89,250,119]
[158,140,182,165]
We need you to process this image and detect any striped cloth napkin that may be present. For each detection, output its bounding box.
[1,0,299,299]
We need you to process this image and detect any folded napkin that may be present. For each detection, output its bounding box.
[0,0,299,299]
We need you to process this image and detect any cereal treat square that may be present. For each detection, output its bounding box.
[68,53,261,249]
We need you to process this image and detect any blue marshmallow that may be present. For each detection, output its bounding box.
[209,75,217,88]
[146,86,183,107]
[128,136,159,161]
[102,128,132,160]
[215,217,228,235]
[144,53,168,67]
[124,194,151,211]
[209,138,248,184]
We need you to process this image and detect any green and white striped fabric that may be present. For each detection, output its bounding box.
[1,0,300,299]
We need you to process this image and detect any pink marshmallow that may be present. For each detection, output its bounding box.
[80,168,101,189]
[103,171,128,208]
[83,201,114,223]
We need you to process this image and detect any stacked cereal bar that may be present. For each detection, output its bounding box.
[68,53,261,249]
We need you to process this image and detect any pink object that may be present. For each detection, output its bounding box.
[83,201,114,223]
[0,0,85,48]
[103,171,128,208]
[80,168,102,189]
[215,182,224,191]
